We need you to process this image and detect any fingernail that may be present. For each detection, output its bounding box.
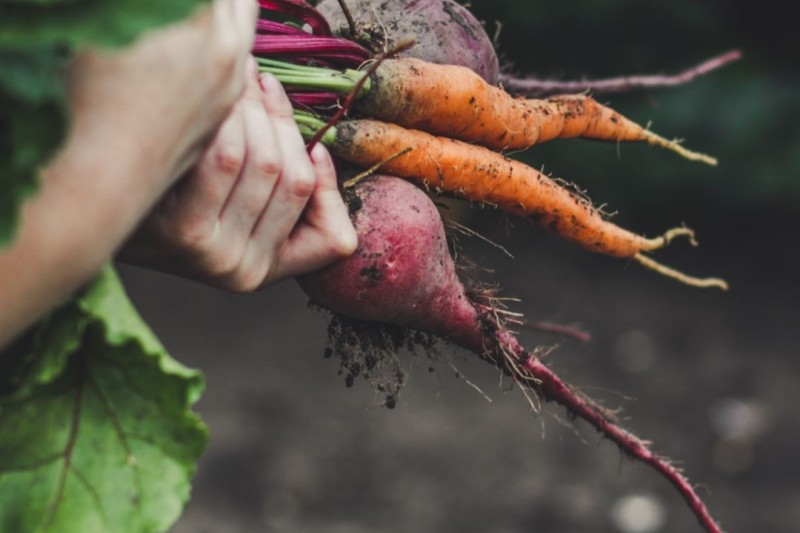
[310,143,330,163]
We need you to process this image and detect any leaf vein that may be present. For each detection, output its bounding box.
[70,464,108,527]
[39,352,86,532]
[85,360,144,520]
[0,453,63,477]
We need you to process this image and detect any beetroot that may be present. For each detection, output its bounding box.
[297,175,484,351]
[297,175,724,533]
[316,0,500,83]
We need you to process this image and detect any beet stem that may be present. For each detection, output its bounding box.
[501,50,742,96]
[258,0,333,36]
[488,329,724,533]
[523,321,592,344]
[304,38,416,153]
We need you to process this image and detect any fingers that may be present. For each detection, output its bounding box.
[264,144,358,282]
[247,73,318,261]
[303,144,357,251]
[169,103,247,247]
[219,66,283,242]
[125,65,357,292]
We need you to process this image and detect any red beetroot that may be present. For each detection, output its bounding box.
[297,175,484,351]
[297,175,723,533]
[317,0,500,83]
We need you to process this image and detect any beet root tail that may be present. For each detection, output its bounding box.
[459,316,724,533]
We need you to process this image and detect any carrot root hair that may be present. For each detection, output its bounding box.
[641,129,718,166]
[642,226,698,251]
[633,254,730,290]
[343,147,415,189]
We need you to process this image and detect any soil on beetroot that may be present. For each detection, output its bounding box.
[119,205,798,533]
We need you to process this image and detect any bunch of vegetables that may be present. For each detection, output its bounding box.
[0,1,740,532]
[255,1,737,532]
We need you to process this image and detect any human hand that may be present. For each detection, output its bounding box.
[0,0,262,346]
[120,69,358,291]
[64,0,258,194]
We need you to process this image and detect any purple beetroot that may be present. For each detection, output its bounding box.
[316,0,500,83]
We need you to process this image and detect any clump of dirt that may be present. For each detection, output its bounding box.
[320,308,439,408]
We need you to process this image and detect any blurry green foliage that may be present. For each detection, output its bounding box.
[469,0,799,213]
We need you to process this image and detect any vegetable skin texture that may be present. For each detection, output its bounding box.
[297,175,483,349]
[358,58,715,164]
[328,119,669,258]
[317,0,500,83]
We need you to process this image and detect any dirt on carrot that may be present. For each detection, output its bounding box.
[332,119,690,257]
[358,58,716,164]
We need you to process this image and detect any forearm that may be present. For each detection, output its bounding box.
[0,0,258,349]
[0,128,176,348]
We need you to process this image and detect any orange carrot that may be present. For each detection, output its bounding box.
[360,58,716,165]
[330,119,687,257]
[296,115,726,288]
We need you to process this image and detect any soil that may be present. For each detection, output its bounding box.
[119,205,798,533]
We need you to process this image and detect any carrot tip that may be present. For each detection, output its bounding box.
[634,254,729,290]
[644,226,698,251]
[643,131,718,166]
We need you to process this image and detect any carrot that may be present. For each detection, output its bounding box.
[359,58,717,164]
[264,57,716,164]
[328,119,663,254]
[296,116,727,289]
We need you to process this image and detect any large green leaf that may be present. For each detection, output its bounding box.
[0,267,209,533]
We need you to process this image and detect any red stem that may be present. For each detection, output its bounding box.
[487,327,723,533]
[288,91,341,107]
[501,50,742,96]
[258,0,332,36]
[252,35,370,65]
[523,320,592,344]
[304,39,416,153]
[257,19,309,35]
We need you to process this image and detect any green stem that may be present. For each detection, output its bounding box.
[294,112,338,146]
[256,57,336,74]
[256,58,370,96]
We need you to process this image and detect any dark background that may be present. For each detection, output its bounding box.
[121,1,799,531]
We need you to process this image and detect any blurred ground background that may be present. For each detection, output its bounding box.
[120,0,798,531]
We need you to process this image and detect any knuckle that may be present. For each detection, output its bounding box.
[206,251,244,282]
[214,147,245,176]
[173,217,215,254]
[285,170,316,199]
[220,266,266,293]
[254,156,283,179]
